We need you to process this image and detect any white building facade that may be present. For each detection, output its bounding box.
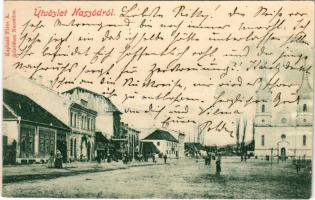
[141,129,179,158]
[254,71,313,160]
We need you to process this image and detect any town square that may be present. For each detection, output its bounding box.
[2,1,314,199]
[2,157,311,198]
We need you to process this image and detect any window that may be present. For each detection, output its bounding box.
[87,117,90,130]
[281,134,286,139]
[20,125,35,158]
[70,112,73,126]
[262,104,265,112]
[303,104,307,112]
[70,139,73,156]
[80,99,88,107]
[74,114,77,128]
[261,135,265,146]
[281,118,287,124]
[74,139,77,159]
[39,128,55,158]
[157,142,160,146]
[76,115,80,128]
[303,135,306,146]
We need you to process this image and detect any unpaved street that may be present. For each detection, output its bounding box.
[2,158,311,198]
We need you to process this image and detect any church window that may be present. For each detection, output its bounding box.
[281,118,287,124]
[303,104,307,112]
[281,134,286,139]
[157,142,160,146]
[261,135,265,146]
[303,135,306,146]
[262,104,265,112]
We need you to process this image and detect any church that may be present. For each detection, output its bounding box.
[254,70,312,160]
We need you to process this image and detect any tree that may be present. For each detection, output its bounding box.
[235,118,240,155]
[241,117,247,155]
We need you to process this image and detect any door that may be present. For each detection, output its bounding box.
[57,140,67,162]
[57,131,67,162]
[87,141,91,161]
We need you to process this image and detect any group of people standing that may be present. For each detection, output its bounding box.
[47,150,63,168]
[204,152,222,175]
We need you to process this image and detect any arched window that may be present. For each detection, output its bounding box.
[262,104,265,113]
[261,135,265,146]
[70,112,73,127]
[303,104,307,112]
[303,135,306,146]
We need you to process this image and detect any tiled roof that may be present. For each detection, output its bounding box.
[143,129,178,143]
[3,89,70,130]
[4,74,73,125]
[62,87,121,113]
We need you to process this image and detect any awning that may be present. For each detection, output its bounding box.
[95,132,109,143]
[112,138,127,141]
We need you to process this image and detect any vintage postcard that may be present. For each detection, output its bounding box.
[1,1,313,199]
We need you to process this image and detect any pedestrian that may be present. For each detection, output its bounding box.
[123,153,127,164]
[47,151,54,168]
[216,154,221,175]
[152,154,156,163]
[163,154,167,164]
[96,154,101,164]
[54,149,63,168]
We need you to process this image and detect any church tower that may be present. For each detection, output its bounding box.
[296,70,313,126]
[255,71,272,126]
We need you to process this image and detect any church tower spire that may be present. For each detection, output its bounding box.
[296,70,313,126]
[255,70,272,126]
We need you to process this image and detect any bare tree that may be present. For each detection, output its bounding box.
[235,117,240,155]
